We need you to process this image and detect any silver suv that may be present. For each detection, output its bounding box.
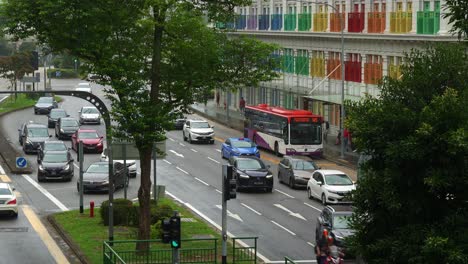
[183,119,215,144]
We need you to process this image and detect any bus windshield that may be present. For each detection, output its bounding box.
[290,122,321,145]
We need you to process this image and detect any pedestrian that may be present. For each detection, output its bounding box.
[216,91,220,107]
[323,121,329,143]
[335,131,341,145]
[239,96,246,113]
[315,229,330,264]
[343,128,349,151]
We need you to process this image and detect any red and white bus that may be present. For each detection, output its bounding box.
[244,104,323,157]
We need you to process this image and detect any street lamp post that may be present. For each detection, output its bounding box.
[74,59,78,73]
[289,0,346,158]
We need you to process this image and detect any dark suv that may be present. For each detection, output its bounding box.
[18,122,51,154]
[38,150,74,182]
[315,205,354,257]
[228,156,273,192]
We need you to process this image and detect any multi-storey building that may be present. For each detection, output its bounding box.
[217,0,457,136]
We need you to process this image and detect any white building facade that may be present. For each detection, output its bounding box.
[218,0,457,136]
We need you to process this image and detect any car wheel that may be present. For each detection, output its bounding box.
[183,132,187,141]
[188,135,193,144]
[321,193,327,205]
[289,177,295,189]
[265,187,273,193]
[210,140,214,144]
[12,212,18,218]
[77,183,80,192]
[278,171,282,183]
[38,176,45,182]
[308,188,313,199]
[274,142,280,157]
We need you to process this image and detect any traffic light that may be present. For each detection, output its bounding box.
[30,51,39,70]
[161,219,171,243]
[169,215,181,249]
[223,165,236,201]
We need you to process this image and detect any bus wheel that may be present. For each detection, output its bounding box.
[274,142,280,157]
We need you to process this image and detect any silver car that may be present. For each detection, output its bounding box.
[0,183,18,218]
[78,106,101,125]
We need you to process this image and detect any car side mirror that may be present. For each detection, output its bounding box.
[267,165,271,169]
[78,111,81,114]
[67,114,70,117]
[18,128,21,131]
[100,136,104,139]
[317,181,323,185]
[186,125,190,128]
[11,186,15,191]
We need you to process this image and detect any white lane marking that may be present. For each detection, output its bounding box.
[176,167,189,174]
[0,165,5,174]
[165,191,271,263]
[215,189,222,194]
[179,143,186,147]
[163,159,172,165]
[168,138,175,142]
[195,177,209,186]
[274,189,295,198]
[169,150,184,158]
[271,220,296,236]
[216,149,221,152]
[22,175,69,211]
[274,204,307,221]
[207,157,220,164]
[304,202,322,212]
[190,148,198,153]
[307,242,315,247]
[215,205,243,222]
[241,203,262,216]
[73,163,79,169]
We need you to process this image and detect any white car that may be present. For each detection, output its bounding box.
[307,170,356,205]
[182,119,215,144]
[100,149,138,178]
[0,183,18,218]
[78,106,101,125]
[75,82,92,94]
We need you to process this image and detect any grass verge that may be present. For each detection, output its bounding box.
[52,198,240,264]
[0,93,63,114]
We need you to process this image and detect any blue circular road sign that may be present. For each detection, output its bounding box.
[16,157,27,168]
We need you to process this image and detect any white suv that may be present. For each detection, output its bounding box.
[183,119,215,144]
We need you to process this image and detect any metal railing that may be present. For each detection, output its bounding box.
[232,237,258,264]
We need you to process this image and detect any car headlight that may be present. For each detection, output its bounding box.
[38,164,44,171]
[63,164,70,171]
[97,141,103,146]
[266,174,273,178]
[26,139,33,145]
[102,180,109,184]
[238,172,249,178]
[60,129,64,133]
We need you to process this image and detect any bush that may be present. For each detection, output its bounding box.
[100,199,136,226]
[47,68,79,79]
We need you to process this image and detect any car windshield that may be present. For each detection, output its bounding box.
[28,127,49,137]
[62,120,79,127]
[237,159,264,170]
[333,214,351,229]
[50,111,67,118]
[0,188,12,195]
[325,174,353,186]
[43,153,68,163]
[87,164,108,173]
[292,160,319,170]
[79,132,99,139]
[82,107,98,114]
[232,141,254,148]
[290,122,322,145]
[191,122,210,128]
[38,97,53,104]
[45,143,67,151]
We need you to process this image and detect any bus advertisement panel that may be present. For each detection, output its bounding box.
[244,104,323,157]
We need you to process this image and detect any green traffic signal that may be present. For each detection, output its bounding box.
[171,240,179,248]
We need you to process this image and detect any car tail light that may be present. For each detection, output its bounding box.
[7,199,16,205]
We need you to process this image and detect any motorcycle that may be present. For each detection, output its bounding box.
[326,245,344,264]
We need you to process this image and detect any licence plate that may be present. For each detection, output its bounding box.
[253,181,263,185]
[51,171,57,175]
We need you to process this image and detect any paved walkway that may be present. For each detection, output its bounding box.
[190,100,359,169]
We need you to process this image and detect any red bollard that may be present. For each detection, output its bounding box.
[90,201,95,218]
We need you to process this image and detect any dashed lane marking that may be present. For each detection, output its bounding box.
[168,138,175,142]
[215,189,222,194]
[191,149,198,152]
[207,157,220,164]
[0,174,11,182]
[241,203,262,216]
[274,189,295,198]
[176,167,189,174]
[163,159,172,165]
[195,177,209,186]
[304,202,322,212]
[271,220,296,236]
[179,143,186,147]
[307,242,315,247]
[216,149,221,152]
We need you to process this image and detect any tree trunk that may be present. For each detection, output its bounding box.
[136,146,153,252]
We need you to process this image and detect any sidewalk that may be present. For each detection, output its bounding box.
[190,100,359,169]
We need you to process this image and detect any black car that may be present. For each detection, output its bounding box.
[37,150,74,182]
[315,205,354,257]
[278,156,320,189]
[228,156,273,192]
[47,109,69,128]
[55,117,80,139]
[37,141,69,162]
[18,122,51,154]
[34,96,58,114]
[77,162,127,193]
[174,117,186,130]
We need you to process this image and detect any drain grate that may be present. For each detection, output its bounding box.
[0,227,28,232]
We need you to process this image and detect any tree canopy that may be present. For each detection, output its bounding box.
[443,0,468,40]
[1,0,280,249]
[347,44,468,263]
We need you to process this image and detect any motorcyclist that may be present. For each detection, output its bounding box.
[326,236,345,264]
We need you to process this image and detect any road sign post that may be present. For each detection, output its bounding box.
[79,141,84,214]
[16,157,27,169]
[123,144,127,200]
[221,165,235,264]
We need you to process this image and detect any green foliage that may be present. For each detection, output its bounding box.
[100,198,136,226]
[47,68,79,79]
[346,43,468,263]
[0,37,13,56]
[18,41,36,53]
[443,0,468,41]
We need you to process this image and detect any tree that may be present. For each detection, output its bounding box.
[0,53,34,92]
[0,37,13,56]
[1,0,280,250]
[443,0,468,40]
[346,44,468,263]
